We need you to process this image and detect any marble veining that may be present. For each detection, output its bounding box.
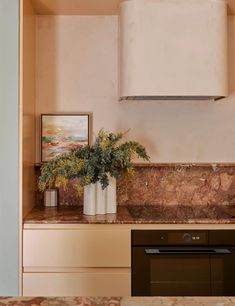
[1,297,235,306]
[0,297,121,306]
[35,164,235,207]
[24,204,235,224]
[121,297,235,306]
[117,166,235,206]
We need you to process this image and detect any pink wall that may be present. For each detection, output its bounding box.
[36,15,235,163]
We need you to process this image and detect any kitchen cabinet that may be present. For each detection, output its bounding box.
[22,223,235,296]
[23,228,130,268]
[23,226,131,296]
[23,272,131,296]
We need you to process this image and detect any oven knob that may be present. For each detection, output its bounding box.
[183,233,192,243]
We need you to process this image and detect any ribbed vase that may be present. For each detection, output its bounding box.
[106,176,117,214]
[83,177,117,215]
[83,183,96,215]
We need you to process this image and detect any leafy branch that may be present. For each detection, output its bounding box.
[39,130,150,192]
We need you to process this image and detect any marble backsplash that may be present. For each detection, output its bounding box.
[117,165,235,206]
[36,164,235,206]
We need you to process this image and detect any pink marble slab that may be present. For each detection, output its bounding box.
[35,164,235,207]
[117,165,235,206]
[1,296,235,306]
[24,204,235,224]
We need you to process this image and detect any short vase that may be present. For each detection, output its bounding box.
[44,189,58,207]
[83,177,117,215]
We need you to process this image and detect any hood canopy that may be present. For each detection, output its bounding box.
[119,0,228,101]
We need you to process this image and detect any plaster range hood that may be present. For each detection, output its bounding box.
[119,0,228,101]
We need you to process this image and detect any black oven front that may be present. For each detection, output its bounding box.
[131,230,235,296]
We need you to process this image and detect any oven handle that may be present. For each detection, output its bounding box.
[145,248,231,255]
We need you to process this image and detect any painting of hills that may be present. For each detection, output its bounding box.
[41,114,89,162]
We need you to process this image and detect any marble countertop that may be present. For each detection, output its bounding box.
[1,297,235,306]
[23,204,235,224]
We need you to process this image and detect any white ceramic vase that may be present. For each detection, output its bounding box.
[83,176,117,215]
[96,183,107,215]
[106,175,117,214]
[44,189,58,207]
[83,183,96,215]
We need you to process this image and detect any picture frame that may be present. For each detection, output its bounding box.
[41,113,90,162]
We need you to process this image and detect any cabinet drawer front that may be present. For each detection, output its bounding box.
[23,229,130,268]
[23,272,131,296]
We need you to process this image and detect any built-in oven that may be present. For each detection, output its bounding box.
[131,230,235,296]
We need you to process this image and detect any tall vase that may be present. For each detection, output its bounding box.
[96,182,107,214]
[83,177,117,215]
[83,183,96,215]
[106,176,117,214]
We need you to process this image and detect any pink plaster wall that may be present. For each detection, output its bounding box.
[35,15,235,164]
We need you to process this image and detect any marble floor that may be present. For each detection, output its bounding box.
[1,297,235,306]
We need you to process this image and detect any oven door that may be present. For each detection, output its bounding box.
[132,246,235,296]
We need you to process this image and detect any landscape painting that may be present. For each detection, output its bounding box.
[41,114,90,162]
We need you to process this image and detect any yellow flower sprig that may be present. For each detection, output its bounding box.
[38,129,150,193]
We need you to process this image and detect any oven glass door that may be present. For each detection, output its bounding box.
[150,254,210,296]
[132,247,235,296]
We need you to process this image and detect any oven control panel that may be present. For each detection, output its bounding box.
[132,230,208,246]
[168,231,207,245]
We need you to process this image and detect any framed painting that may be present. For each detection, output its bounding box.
[41,114,90,162]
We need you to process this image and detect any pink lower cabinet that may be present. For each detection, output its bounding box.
[23,271,130,296]
[23,227,131,296]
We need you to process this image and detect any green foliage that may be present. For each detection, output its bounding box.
[42,136,54,144]
[39,130,150,192]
